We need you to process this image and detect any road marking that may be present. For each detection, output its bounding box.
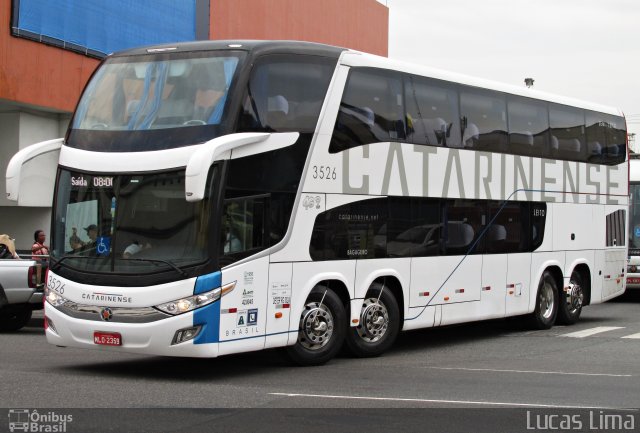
[269,392,635,410]
[559,326,624,338]
[621,332,640,339]
[426,367,632,377]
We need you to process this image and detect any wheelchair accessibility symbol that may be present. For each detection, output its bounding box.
[96,236,111,256]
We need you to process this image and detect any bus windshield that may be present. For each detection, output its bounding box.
[52,168,215,276]
[67,51,245,151]
[75,54,241,131]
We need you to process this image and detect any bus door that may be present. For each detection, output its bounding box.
[217,195,272,356]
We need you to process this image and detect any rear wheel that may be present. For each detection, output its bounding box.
[345,283,400,357]
[557,270,584,325]
[286,286,346,366]
[528,271,558,330]
[0,306,32,332]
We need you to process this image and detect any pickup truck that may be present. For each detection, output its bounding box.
[0,257,44,331]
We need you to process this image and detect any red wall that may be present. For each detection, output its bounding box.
[211,0,388,56]
[0,0,388,113]
[0,2,99,112]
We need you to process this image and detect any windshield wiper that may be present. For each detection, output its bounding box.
[51,255,187,277]
[123,258,188,277]
[50,255,106,271]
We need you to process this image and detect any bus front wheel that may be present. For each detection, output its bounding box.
[286,286,346,366]
[345,283,400,358]
[528,271,558,330]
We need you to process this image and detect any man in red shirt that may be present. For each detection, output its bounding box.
[31,230,49,287]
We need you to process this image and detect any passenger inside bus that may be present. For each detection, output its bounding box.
[266,95,289,130]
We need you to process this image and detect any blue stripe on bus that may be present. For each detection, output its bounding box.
[193,301,220,344]
[193,271,222,344]
[194,271,221,295]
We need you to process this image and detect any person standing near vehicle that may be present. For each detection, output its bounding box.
[31,229,49,286]
[31,230,49,260]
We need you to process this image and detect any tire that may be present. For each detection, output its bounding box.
[557,270,584,325]
[286,286,346,366]
[0,306,32,332]
[344,283,400,358]
[528,271,558,330]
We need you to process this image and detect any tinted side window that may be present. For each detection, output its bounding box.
[549,104,585,162]
[460,87,508,152]
[237,55,336,133]
[586,112,626,165]
[531,202,547,250]
[387,197,441,257]
[508,96,549,158]
[309,197,548,260]
[220,195,268,262]
[404,75,461,148]
[444,200,485,255]
[486,202,528,253]
[309,198,387,260]
[330,68,405,153]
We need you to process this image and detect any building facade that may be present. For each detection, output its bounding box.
[0,0,388,250]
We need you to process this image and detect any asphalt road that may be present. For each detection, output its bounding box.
[1,292,639,432]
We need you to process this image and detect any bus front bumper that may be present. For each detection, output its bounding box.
[44,303,220,358]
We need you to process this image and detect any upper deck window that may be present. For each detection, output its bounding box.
[237,54,337,133]
[330,68,406,153]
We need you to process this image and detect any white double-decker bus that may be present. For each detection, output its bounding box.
[7,41,628,365]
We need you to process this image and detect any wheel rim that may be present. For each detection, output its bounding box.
[540,280,555,320]
[356,298,389,343]
[297,301,334,350]
[566,281,584,314]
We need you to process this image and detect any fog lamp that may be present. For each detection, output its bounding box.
[172,325,202,345]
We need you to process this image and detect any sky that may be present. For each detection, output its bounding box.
[385,0,640,150]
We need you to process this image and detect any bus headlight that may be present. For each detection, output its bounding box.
[155,287,222,315]
[45,287,68,307]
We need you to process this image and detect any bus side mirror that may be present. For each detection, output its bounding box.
[6,138,63,205]
[184,132,299,202]
[184,133,270,202]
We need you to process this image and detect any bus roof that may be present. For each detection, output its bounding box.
[108,39,346,60]
[109,40,623,118]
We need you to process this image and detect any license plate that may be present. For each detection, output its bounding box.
[93,331,122,346]
[627,277,640,285]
